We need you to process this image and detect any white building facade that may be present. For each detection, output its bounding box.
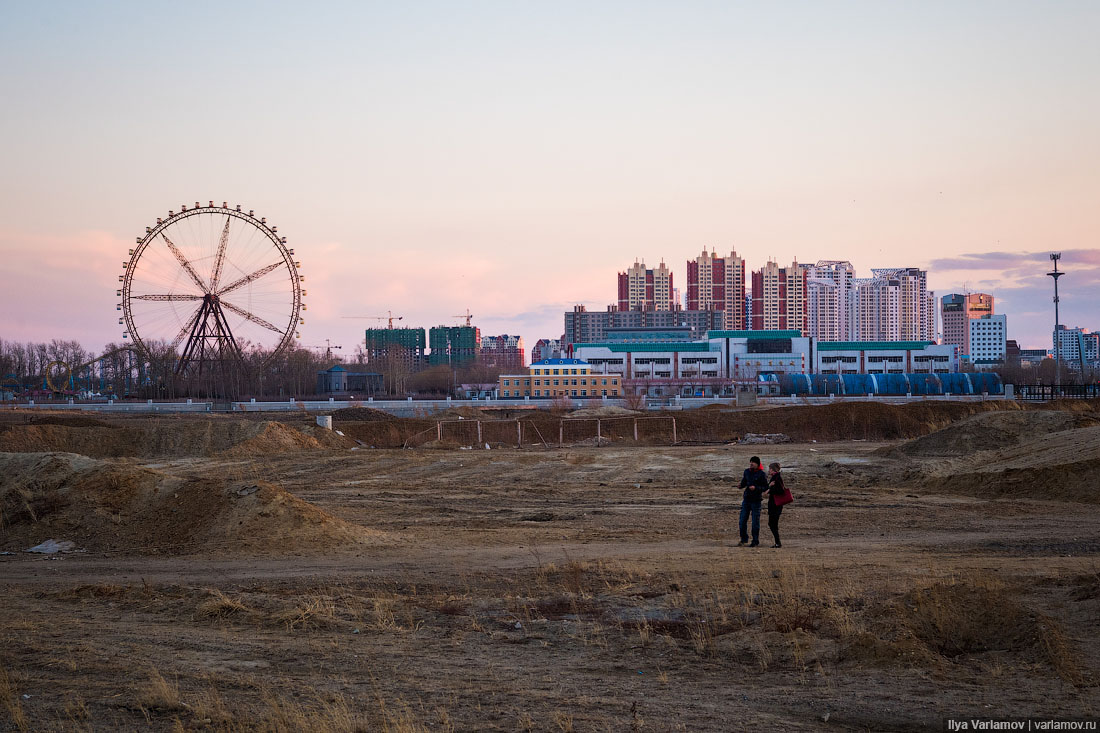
[969,314,1007,367]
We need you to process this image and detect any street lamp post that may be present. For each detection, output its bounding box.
[1047,253,1063,387]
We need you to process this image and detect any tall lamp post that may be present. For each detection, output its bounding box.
[1047,253,1063,387]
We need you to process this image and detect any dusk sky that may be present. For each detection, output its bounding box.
[2,1,1098,355]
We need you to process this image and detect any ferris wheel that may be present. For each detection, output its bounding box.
[120,202,304,374]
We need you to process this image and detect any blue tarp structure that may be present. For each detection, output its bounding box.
[773,373,1003,396]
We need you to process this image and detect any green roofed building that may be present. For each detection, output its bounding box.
[364,328,426,369]
[428,325,481,367]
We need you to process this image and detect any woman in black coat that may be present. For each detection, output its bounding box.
[764,462,785,548]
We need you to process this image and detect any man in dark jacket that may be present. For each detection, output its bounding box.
[737,456,768,547]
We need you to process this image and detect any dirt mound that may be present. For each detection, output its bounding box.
[0,452,382,554]
[0,419,352,458]
[568,406,640,418]
[28,415,115,429]
[898,419,1100,502]
[673,399,1024,443]
[891,410,1096,457]
[331,407,396,422]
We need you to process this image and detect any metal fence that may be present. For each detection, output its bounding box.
[1015,384,1100,401]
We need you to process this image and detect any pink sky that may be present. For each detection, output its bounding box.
[2,2,1098,356]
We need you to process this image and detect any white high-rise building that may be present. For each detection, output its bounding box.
[1055,326,1100,369]
[805,261,855,341]
[807,278,841,341]
[851,268,934,342]
[969,314,1007,366]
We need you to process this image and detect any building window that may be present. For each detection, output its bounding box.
[503,390,510,397]
[534,389,540,396]
[553,369,559,375]
[553,379,559,386]
[581,390,587,396]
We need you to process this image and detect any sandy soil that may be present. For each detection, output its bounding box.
[1,408,1099,731]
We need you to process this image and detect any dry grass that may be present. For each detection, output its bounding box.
[271,593,340,631]
[1,666,29,732]
[195,589,255,621]
[136,668,186,713]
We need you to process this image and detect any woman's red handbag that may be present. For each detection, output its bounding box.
[773,487,794,506]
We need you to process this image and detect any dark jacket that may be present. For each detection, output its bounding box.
[739,467,768,503]
[767,473,785,507]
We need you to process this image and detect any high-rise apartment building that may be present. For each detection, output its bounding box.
[427,325,481,367]
[480,334,526,370]
[363,327,426,369]
[805,261,855,341]
[685,249,747,330]
[942,293,994,356]
[750,260,809,334]
[851,268,934,342]
[969,314,1007,366]
[1055,326,1100,369]
[617,259,675,312]
[530,338,562,364]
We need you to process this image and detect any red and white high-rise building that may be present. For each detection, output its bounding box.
[685,248,747,330]
[750,260,809,333]
[480,334,526,370]
[617,260,676,312]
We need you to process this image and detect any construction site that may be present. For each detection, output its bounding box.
[2,397,1099,731]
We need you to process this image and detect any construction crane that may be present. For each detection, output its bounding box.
[453,309,473,327]
[342,311,403,329]
[305,340,343,359]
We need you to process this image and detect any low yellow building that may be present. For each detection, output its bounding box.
[498,358,621,398]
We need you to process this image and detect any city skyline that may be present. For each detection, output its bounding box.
[2,2,1098,354]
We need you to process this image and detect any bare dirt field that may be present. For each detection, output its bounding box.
[2,402,1099,731]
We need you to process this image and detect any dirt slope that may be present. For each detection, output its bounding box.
[889,409,1098,457]
[0,418,352,458]
[0,452,383,554]
[882,410,1100,502]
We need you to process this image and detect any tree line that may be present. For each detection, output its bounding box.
[0,338,506,400]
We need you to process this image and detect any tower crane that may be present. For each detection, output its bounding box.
[342,311,403,328]
[453,309,474,327]
[305,340,343,359]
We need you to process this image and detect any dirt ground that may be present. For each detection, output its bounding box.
[1,404,1099,731]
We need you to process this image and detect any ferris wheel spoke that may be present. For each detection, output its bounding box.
[131,294,204,301]
[220,299,282,333]
[217,261,283,296]
[209,216,232,292]
[162,233,209,293]
[170,304,205,349]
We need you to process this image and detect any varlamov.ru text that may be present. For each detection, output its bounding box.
[946,720,1096,732]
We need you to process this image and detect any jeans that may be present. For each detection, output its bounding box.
[739,500,761,544]
[768,502,782,545]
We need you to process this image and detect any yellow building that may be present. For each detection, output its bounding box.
[498,358,621,398]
